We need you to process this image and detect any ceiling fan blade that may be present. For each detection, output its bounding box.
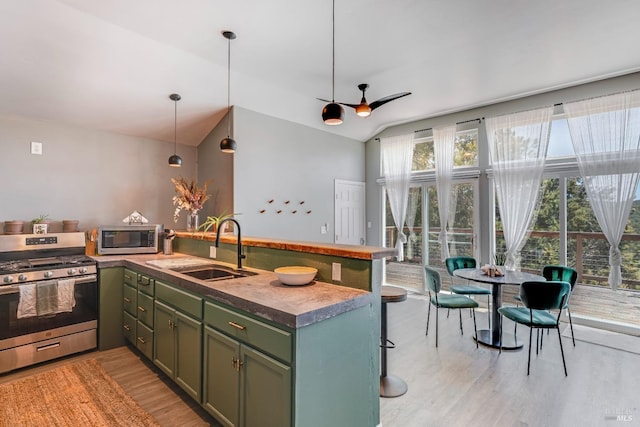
[369,92,411,111]
[337,102,361,109]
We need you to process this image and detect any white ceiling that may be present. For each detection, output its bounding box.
[1,0,640,146]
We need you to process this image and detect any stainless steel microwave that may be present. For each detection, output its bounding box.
[97,224,162,255]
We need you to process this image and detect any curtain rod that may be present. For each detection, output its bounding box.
[374,117,484,140]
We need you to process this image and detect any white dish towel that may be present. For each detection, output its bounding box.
[57,278,76,312]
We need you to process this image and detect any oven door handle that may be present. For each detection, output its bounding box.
[0,274,97,295]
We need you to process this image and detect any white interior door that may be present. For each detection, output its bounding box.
[335,180,366,245]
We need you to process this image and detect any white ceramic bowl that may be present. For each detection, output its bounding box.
[274,266,318,286]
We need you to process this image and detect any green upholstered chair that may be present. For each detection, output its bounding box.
[542,265,578,346]
[445,256,491,326]
[498,280,571,376]
[424,266,478,348]
[514,265,578,346]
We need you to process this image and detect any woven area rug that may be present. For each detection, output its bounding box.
[0,358,160,427]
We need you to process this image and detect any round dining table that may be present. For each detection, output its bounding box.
[453,268,545,350]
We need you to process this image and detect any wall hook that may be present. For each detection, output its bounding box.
[276,210,282,214]
[259,209,266,214]
[306,210,312,214]
[291,210,297,214]
[268,199,274,204]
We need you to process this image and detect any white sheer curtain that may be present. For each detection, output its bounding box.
[405,187,419,260]
[433,125,456,261]
[564,91,640,290]
[382,134,415,261]
[486,107,553,271]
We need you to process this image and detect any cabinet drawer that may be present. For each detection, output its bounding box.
[136,321,154,359]
[137,274,155,296]
[204,301,292,364]
[155,281,202,320]
[123,284,137,315]
[123,310,136,344]
[123,268,137,287]
[137,291,154,328]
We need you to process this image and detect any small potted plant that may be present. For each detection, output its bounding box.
[198,212,240,234]
[32,214,51,234]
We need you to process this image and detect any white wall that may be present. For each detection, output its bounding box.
[231,107,365,242]
[0,115,197,232]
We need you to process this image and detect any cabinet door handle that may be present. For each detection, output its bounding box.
[137,337,146,344]
[232,357,244,371]
[137,306,146,312]
[123,324,131,331]
[169,320,175,329]
[123,297,131,303]
[228,321,246,330]
[124,274,132,281]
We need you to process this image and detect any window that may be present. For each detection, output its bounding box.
[411,130,478,172]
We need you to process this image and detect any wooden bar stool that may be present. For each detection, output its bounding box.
[380,285,408,398]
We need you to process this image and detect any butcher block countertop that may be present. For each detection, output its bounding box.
[95,253,373,329]
[174,231,396,260]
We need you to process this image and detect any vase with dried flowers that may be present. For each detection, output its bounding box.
[171,177,212,231]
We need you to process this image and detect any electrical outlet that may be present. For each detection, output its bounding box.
[209,246,217,258]
[31,141,42,155]
[332,262,341,281]
[320,225,327,234]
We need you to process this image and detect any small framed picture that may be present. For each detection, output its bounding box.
[33,223,48,234]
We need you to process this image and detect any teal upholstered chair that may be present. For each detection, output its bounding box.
[543,265,578,346]
[424,266,478,348]
[514,265,578,346]
[445,256,491,326]
[498,280,571,376]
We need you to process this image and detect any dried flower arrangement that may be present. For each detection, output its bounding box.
[171,177,212,223]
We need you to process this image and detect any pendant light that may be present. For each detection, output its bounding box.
[322,0,343,125]
[220,30,237,153]
[168,93,183,167]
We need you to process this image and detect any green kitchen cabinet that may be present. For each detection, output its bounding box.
[122,268,156,356]
[203,301,292,427]
[153,282,203,402]
[98,267,125,350]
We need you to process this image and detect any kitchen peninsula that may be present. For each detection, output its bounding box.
[95,233,394,427]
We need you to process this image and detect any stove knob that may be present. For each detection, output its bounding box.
[79,267,88,274]
[68,268,78,275]
[18,274,28,282]
[44,271,54,278]
[3,276,13,283]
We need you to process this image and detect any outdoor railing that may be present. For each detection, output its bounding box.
[385,227,640,290]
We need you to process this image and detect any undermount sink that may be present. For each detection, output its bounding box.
[171,265,257,282]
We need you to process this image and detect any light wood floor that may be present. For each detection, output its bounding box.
[380,292,640,427]
[0,346,220,427]
[3,305,639,427]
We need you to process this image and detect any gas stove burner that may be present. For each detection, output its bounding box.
[0,260,30,273]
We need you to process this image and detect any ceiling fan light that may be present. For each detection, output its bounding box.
[322,102,344,125]
[356,103,371,117]
[168,154,183,167]
[220,137,237,153]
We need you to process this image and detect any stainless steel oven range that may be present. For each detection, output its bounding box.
[0,232,97,374]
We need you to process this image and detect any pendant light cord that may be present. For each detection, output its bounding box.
[331,0,336,102]
[174,99,178,153]
[227,35,232,138]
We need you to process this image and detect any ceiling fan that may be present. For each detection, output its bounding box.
[319,83,411,118]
